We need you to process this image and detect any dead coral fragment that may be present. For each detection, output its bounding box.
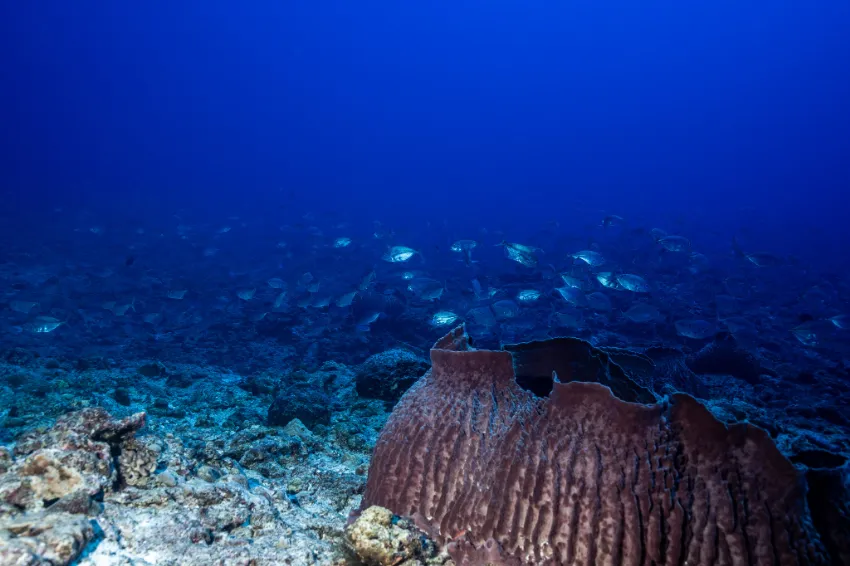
[345,505,453,566]
[0,511,95,565]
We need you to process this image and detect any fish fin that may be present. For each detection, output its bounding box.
[731,236,746,259]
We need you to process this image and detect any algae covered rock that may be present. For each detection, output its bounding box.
[0,512,95,565]
[2,408,147,512]
[355,349,429,402]
[267,383,334,429]
[345,505,453,566]
[0,409,149,565]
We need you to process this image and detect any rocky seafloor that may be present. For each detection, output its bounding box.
[0,345,446,565]
[0,334,848,565]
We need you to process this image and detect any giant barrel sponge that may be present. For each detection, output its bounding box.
[356,326,830,565]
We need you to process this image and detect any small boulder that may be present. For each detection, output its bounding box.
[112,387,131,406]
[687,332,763,385]
[137,362,167,378]
[267,385,333,430]
[345,506,452,566]
[0,512,95,566]
[355,349,429,402]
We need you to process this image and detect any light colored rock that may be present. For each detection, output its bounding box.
[0,512,95,566]
[345,506,453,566]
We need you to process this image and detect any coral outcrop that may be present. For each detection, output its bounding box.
[0,408,146,565]
[355,349,429,403]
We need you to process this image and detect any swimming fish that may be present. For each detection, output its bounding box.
[237,289,256,301]
[10,301,39,314]
[674,319,715,339]
[585,292,612,312]
[499,242,539,267]
[491,300,520,320]
[450,240,478,265]
[601,214,624,227]
[407,278,445,301]
[658,236,691,252]
[430,311,459,327]
[616,274,650,293]
[358,270,377,291]
[26,316,65,334]
[516,289,541,303]
[555,287,588,307]
[571,250,605,267]
[791,322,818,346]
[623,303,661,323]
[335,291,357,308]
[596,272,623,290]
[382,246,419,263]
[559,274,584,290]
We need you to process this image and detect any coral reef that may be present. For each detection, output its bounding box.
[0,330,846,564]
[0,354,389,565]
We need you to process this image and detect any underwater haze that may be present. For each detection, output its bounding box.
[1,3,850,565]
[3,3,850,252]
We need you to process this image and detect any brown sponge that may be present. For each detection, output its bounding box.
[358,326,829,565]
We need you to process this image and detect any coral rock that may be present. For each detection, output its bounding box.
[118,437,161,488]
[267,385,334,429]
[0,512,95,566]
[355,349,429,402]
[346,505,453,566]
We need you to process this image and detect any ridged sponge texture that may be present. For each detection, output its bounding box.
[359,326,829,565]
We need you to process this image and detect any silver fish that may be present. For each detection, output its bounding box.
[10,301,39,314]
[491,300,520,320]
[430,311,459,327]
[237,289,256,301]
[616,274,650,293]
[27,316,64,333]
[571,250,605,267]
[502,242,539,267]
[623,303,661,323]
[407,278,444,301]
[382,246,418,263]
[336,291,357,308]
[516,289,541,303]
[596,272,623,290]
[585,292,612,312]
[659,235,691,252]
[675,319,715,339]
[791,322,818,346]
[555,287,588,307]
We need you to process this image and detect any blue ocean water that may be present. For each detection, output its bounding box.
[0,3,849,563]
[2,2,849,354]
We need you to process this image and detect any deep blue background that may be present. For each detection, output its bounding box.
[2,2,849,262]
